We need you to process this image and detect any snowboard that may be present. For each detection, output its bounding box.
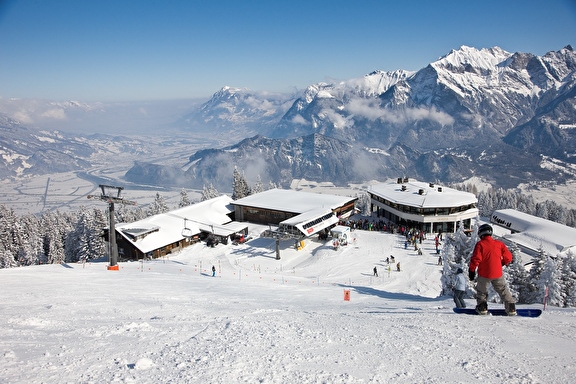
[453,307,542,317]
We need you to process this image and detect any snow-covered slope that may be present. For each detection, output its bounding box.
[1,227,573,383]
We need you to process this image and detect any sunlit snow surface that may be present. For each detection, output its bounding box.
[1,228,575,383]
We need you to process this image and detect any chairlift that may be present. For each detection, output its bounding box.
[181,218,194,238]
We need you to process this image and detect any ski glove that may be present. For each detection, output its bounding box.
[468,270,476,281]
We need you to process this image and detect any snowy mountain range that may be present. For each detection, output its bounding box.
[138,45,575,190]
[2,45,575,192]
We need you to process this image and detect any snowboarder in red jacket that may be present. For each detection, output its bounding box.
[469,224,516,316]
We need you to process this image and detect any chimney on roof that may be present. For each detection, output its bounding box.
[429,183,434,188]
[397,177,403,184]
[418,189,424,195]
[403,177,409,183]
[401,185,407,191]
[438,187,443,192]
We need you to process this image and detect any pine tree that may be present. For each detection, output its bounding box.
[240,171,251,197]
[538,256,563,307]
[503,243,531,304]
[563,252,576,307]
[440,223,474,297]
[65,208,89,263]
[90,208,108,259]
[355,193,371,216]
[232,167,250,200]
[12,213,43,266]
[252,175,264,194]
[0,205,18,257]
[63,207,105,263]
[201,184,220,201]
[454,221,474,265]
[526,247,549,304]
[561,252,576,307]
[146,192,169,216]
[267,180,278,190]
[0,248,16,268]
[440,240,460,296]
[178,189,191,208]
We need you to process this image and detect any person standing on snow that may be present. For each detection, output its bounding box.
[452,268,466,308]
[469,224,516,316]
[212,265,216,277]
[373,266,378,277]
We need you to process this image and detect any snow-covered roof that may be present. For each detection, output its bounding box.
[231,189,356,213]
[491,209,576,254]
[283,207,339,237]
[368,179,477,208]
[116,195,247,254]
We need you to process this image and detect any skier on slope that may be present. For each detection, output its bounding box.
[452,268,466,308]
[468,224,516,316]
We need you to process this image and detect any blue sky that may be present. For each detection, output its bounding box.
[0,0,575,102]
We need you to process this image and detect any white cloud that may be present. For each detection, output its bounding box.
[40,108,67,120]
[12,110,34,124]
[345,97,454,126]
[291,114,308,125]
[320,108,352,130]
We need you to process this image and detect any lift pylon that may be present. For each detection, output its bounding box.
[88,185,136,270]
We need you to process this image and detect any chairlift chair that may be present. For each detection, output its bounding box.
[181,218,194,238]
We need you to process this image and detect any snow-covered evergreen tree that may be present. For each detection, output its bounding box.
[252,175,264,194]
[503,242,531,304]
[453,222,474,265]
[65,208,89,263]
[0,205,18,257]
[178,189,191,208]
[526,247,549,304]
[64,207,105,263]
[537,255,563,307]
[354,193,371,216]
[146,192,169,216]
[440,222,474,297]
[563,252,576,307]
[116,205,145,224]
[232,166,250,200]
[201,184,220,201]
[12,213,42,266]
[91,208,108,258]
[0,248,16,268]
[561,252,576,307]
[440,240,459,296]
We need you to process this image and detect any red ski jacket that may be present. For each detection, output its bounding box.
[469,236,512,279]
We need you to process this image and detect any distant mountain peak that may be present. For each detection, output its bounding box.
[433,45,511,71]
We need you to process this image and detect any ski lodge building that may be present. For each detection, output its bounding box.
[115,195,248,260]
[367,178,478,234]
[491,209,576,256]
[231,189,357,238]
[114,189,356,260]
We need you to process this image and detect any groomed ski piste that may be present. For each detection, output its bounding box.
[1,224,575,383]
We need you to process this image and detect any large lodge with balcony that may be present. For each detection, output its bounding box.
[368,178,478,234]
[231,189,357,239]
